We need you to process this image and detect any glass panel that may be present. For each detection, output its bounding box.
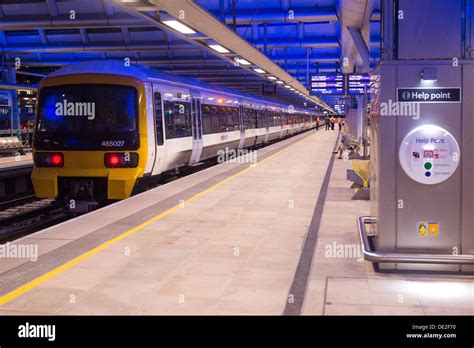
[163,101,192,139]
[35,84,138,150]
[154,92,164,145]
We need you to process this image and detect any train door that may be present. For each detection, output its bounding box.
[238,103,245,149]
[151,86,167,175]
[189,96,203,164]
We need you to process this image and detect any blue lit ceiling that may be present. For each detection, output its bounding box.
[0,0,380,108]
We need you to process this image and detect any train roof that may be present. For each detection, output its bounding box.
[46,60,314,113]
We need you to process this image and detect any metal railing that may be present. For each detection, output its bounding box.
[358,216,474,265]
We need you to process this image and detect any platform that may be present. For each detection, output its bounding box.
[0,129,472,315]
[0,154,33,171]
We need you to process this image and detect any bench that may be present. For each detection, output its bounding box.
[347,159,370,200]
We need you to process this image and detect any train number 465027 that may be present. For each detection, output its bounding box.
[101,140,125,147]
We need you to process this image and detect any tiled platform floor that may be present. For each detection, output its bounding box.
[0,129,472,315]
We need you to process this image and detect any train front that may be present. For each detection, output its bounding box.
[32,73,147,213]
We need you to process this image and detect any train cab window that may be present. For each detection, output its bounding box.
[35,84,139,150]
[153,92,164,145]
[163,100,192,139]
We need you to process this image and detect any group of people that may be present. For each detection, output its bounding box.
[315,115,344,130]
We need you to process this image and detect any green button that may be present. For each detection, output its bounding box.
[424,162,432,170]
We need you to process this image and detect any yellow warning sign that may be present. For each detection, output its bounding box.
[428,223,439,236]
[418,221,427,237]
[418,221,439,237]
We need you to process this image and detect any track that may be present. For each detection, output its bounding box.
[0,199,68,243]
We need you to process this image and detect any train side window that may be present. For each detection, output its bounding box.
[256,110,265,128]
[243,108,256,129]
[163,100,192,139]
[153,92,164,145]
[202,104,219,134]
[227,106,239,131]
[217,106,227,132]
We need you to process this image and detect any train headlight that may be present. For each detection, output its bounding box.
[104,153,139,168]
[34,152,64,167]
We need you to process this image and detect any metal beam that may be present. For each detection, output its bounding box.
[0,43,204,53]
[248,37,339,48]
[45,0,59,17]
[102,0,115,16]
[340,0,372,73]
[347,26,370,72]
[0,82,37,91]
[211,6,337,24]
[121,27,131,43]
[0,14,149,30]
[142,0,332,111]
[37,29,48,44]
[79,28,89,44]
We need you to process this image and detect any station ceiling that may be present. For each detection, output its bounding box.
[0,0,380,109]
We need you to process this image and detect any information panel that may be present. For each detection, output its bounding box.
[309,74,344,95]
[347,73,370,95]
[399,125,460,185]
[334,104,345,114]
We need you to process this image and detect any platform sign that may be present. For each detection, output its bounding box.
[347,73,371,95]
[309,74,344,95]
[334,104,345,114]
[399,125,460,185]
[397,87,461,103]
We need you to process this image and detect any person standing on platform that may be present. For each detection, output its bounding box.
[330,115,336,130]
[316,116,320,130]
[338,116,343,130]
[325,115,330,130]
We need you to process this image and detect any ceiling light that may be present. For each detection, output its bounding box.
[284,85,291,89]
[420,67,437,81]
[234,57,251,65]
[267,76,277,80]
[253,68,266,74]
[162,20,196,34]
[276,81,284,84]
[208,44,230,53]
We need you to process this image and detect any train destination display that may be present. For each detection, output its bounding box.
[347,73,371,94]
[309,74,344,95]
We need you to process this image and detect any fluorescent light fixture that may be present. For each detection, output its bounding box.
[234,57,251,65]
[253,68,266,74]
[276,81,284,84]
[208,44,230,53]
[284,85,291,89]
[267,76,277,80]
[162,20,196,34]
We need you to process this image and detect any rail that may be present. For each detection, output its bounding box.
[357,216,474,265]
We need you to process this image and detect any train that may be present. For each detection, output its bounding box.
[32,60,320,213]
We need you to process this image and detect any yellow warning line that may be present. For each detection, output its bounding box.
[0,132,316,306]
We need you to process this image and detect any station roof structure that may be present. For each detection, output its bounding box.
[0,0,380,111]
